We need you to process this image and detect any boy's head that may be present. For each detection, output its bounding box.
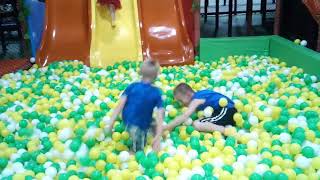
[174,83,194,106]
[140,60,160,81]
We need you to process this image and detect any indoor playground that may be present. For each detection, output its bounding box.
[0,0,320,180]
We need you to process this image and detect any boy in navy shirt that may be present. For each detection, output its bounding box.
[165,83,236,133]
[108,60,164,152]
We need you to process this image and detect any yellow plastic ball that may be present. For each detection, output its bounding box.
[191,159,202,167]
[121,169,131,180]
[153,176,164,180]
[270,165,282,173]
[13,174,25,180]
[36,154,47,164]
[95,160,106,171]
[289,143,301,155]
[112,132,121,142]
[234,101,244,111]
[121,131,130,140]
[107,153,117,163]
[219,98,228,107]
[223,155,235,165]
[69,175,80,180]
[89,148,100,160]
[126,160,136,169]
[308,173,319,180]
[296,174,308,180]
[200,152,210,162]
[243,104,252,113]
[311,157,320,169]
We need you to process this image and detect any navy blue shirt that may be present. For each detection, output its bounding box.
[192,90,234,111]
[121,82,163,130]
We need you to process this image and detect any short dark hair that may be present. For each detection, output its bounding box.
[174,83,194,96]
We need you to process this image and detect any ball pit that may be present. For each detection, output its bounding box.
[0,55,319,180]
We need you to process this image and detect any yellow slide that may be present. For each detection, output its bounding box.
[90,0,143,67]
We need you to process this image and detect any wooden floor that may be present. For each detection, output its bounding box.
[0,59,32,77]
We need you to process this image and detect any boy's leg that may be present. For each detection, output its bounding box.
[193,107,237,133]
[127,125,146,152]
[193,120,225,133]
[135,128,147,152]
[109,4,116,27]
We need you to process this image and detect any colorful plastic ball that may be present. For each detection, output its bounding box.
[300,40,307,46]
[301,146,315,158]
[219,98,228,107]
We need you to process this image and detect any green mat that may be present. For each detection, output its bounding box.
[200,35,320,76]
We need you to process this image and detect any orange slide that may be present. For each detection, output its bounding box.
[36,0,194,67]
[138,0,194,66]
[36,0,90,66]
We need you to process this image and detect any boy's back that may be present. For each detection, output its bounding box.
[192,90,234,110]
[122,82,163,129]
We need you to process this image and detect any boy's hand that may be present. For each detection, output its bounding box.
[163,125,172,131]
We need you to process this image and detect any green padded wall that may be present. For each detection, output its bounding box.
[200,35,320,76]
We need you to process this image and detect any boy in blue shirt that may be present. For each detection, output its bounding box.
[108,60,164,152]
[165,83,236,134]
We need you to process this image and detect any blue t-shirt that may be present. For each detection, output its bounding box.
[192,90,234,111]
[121,82,163,130]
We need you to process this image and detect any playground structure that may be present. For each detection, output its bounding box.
[35,0,199,67]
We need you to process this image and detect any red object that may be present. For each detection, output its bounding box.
[36,0,90,67]
[138,0,194,66]
[97,0,121,9]
[0,59,32,77]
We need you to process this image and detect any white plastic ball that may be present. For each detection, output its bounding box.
[188,150,198,160]
[237,155,247,164]
[203,106,214,118]
[184,118,193,126]
[76,144,88,158]
[63,102,72,109]
[7,123,16,132]
[295,156,311,169]
[119,151,130,162]
[279,133,291,144]
[44,162,53,169]
[85,128,97,138]
[249,115,259,125]
[192,166,205,176]
[237,88,246,96]
[176,148,187,157]
[58,128,72,141]
[62,149,75,160]
[210,157,224,168]
[30,57,36,63]
[2,168,14,177]
[264,108,272,116]
[300,40,307,46]
[255,164,269,175]
[12,162,24,173]
[168,146,177,156]
[84,112,93,119]
[248,140,258,148]
[310,75,317,82]
[121,163,129,170]
[45,167,57,177]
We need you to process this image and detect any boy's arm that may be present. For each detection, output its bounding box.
[165,99,204,131]
[109,96,127,130]
[155,108,164,138]
[152,107,164,152]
